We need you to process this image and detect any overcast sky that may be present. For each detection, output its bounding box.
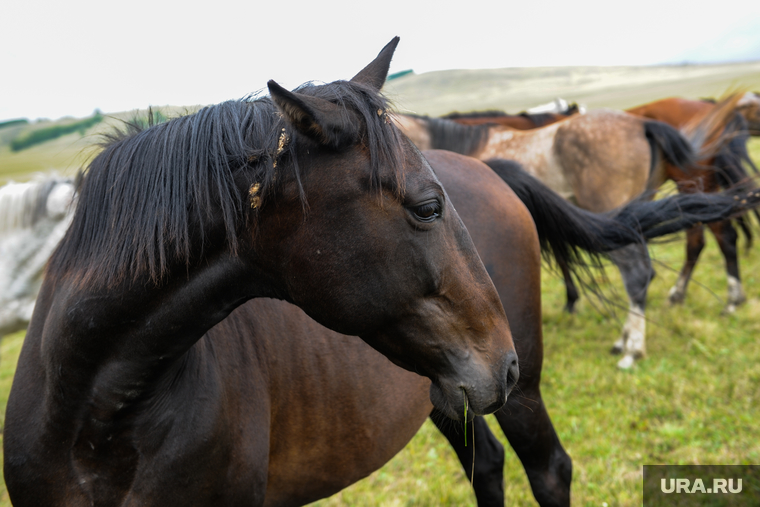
[3,0,760,122]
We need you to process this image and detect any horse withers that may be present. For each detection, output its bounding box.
[3,39,517,506]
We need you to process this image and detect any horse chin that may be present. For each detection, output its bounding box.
[428,382,478,422]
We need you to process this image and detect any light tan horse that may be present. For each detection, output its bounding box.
[737,91,760,135]
[394,98,741,368]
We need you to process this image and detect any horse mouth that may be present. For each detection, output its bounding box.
[428,382,476,422]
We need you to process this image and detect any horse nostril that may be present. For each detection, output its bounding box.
[505,352,520,397]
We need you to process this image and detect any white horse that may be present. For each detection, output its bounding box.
[0,174,76,349]
[526,97,586,115]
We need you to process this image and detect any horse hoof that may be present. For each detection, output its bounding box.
[668,291,685,306]
[617,355,635,369]
[563,303,577,314]
[610,345,623,355]
[722,304,738,315]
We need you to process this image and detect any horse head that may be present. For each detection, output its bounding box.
[254,38,518,418]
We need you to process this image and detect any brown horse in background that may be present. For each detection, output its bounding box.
[394,98,742,368]
[626,96,759,314]
[441,102,579,130]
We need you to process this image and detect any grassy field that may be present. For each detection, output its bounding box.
[0,64,759,506]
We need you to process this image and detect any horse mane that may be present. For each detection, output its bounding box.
[441,110,509,120]
[49,80,404,287]
[409,115,490,156]
[0,174,71,234]
[517,112,558,127]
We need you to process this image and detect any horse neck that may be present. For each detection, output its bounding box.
[35,250,275,427]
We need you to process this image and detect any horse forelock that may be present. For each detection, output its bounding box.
[294,80,407,195]
[49,80,407,288]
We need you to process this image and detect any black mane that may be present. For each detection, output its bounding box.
[50,80,403,287]
[441,110,509,120]
[406,115,490,156]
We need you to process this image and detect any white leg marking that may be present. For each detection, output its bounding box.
[624,305,646,357]
[617,354,635,369]
[668,274,688,305]
[611,336,625,355]
[617,304,645,370]
[726,275,746,310]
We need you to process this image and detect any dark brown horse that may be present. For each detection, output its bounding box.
[3,39,520,506]
[626,96,759,314]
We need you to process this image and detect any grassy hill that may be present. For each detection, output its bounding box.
[0,106,199,184]
[2,61,759,184]
[384,60,760,115]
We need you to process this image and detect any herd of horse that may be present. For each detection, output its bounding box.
[1,37,760,506]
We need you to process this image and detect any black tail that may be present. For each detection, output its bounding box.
[710,112,760,248]
[644,121,695,176]
[485,158,760,269]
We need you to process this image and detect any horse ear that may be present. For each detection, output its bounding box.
[349,36,400,91]
[268,80,359,148]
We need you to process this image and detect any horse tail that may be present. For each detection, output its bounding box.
[643,120,694,176]
[680,93,747,160]
[711,112,760,248]
[485,158,646,269]
[485,158,760,269]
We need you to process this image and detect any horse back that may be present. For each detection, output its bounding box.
[552,109,653,212]
[626,97,714,128]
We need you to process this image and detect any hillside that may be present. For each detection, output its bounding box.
[2,61,760,183]
[0,106,199,184]
[384,60,760,115]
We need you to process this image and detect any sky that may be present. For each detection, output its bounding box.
[3,0,760,122]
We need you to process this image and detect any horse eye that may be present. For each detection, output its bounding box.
[412,201,441,222]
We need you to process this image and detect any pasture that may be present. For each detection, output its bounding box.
[0,62,759,506]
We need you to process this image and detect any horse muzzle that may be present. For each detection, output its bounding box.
[428,349,519,421]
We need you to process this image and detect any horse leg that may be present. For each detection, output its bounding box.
[494,387,571,507]
[668,224,705,305]
[430,410,505,507]
[707,220,746,313]
[607,243,653,369]
[558,257,580,313]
